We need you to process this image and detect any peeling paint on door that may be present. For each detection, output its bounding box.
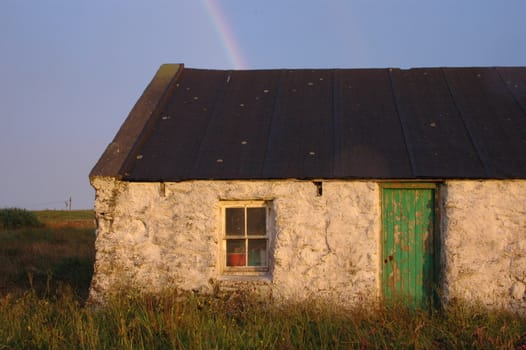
[382,183,437,308]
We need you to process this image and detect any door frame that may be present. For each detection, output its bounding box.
[379,182,441,307]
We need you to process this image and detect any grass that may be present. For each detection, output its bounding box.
[1,291,525,349]
[0,210,95,300]
[1,209,525,349]
[34,210,95,223]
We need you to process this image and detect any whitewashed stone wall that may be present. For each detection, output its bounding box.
[89,178,380,304]
[89,177,526,310]
[441,180,526,310]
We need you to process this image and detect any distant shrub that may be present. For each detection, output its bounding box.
[0,208,41,229]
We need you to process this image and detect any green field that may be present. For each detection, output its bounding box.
[1,209,525,349]
[34,209,95,223]
[0,209,95,299]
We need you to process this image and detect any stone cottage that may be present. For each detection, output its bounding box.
[90,64,526,309]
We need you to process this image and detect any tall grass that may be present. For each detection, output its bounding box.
[0,290,525,349]
[0,226,95,299]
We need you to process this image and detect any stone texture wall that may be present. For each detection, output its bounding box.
[90,177,526,310]
[441,180,526,310]
[89,178,380,304]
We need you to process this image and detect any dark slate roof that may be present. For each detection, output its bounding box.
[91,64,526,181]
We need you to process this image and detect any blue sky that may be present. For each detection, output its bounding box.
[1,0,525,209]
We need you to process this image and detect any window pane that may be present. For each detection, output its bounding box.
[227,239,246,266]
[248,239,267,266]
[226,208,244,236]
[247,207,266,236]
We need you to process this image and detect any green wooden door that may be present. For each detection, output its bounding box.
[381,184,437,308]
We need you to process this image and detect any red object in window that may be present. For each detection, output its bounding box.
[228,253,246,266]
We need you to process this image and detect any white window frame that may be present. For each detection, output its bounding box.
[220,200,271,277]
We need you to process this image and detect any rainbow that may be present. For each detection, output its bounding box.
[202,0,249,69]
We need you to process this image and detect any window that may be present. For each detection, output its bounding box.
[221,201,270,275]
